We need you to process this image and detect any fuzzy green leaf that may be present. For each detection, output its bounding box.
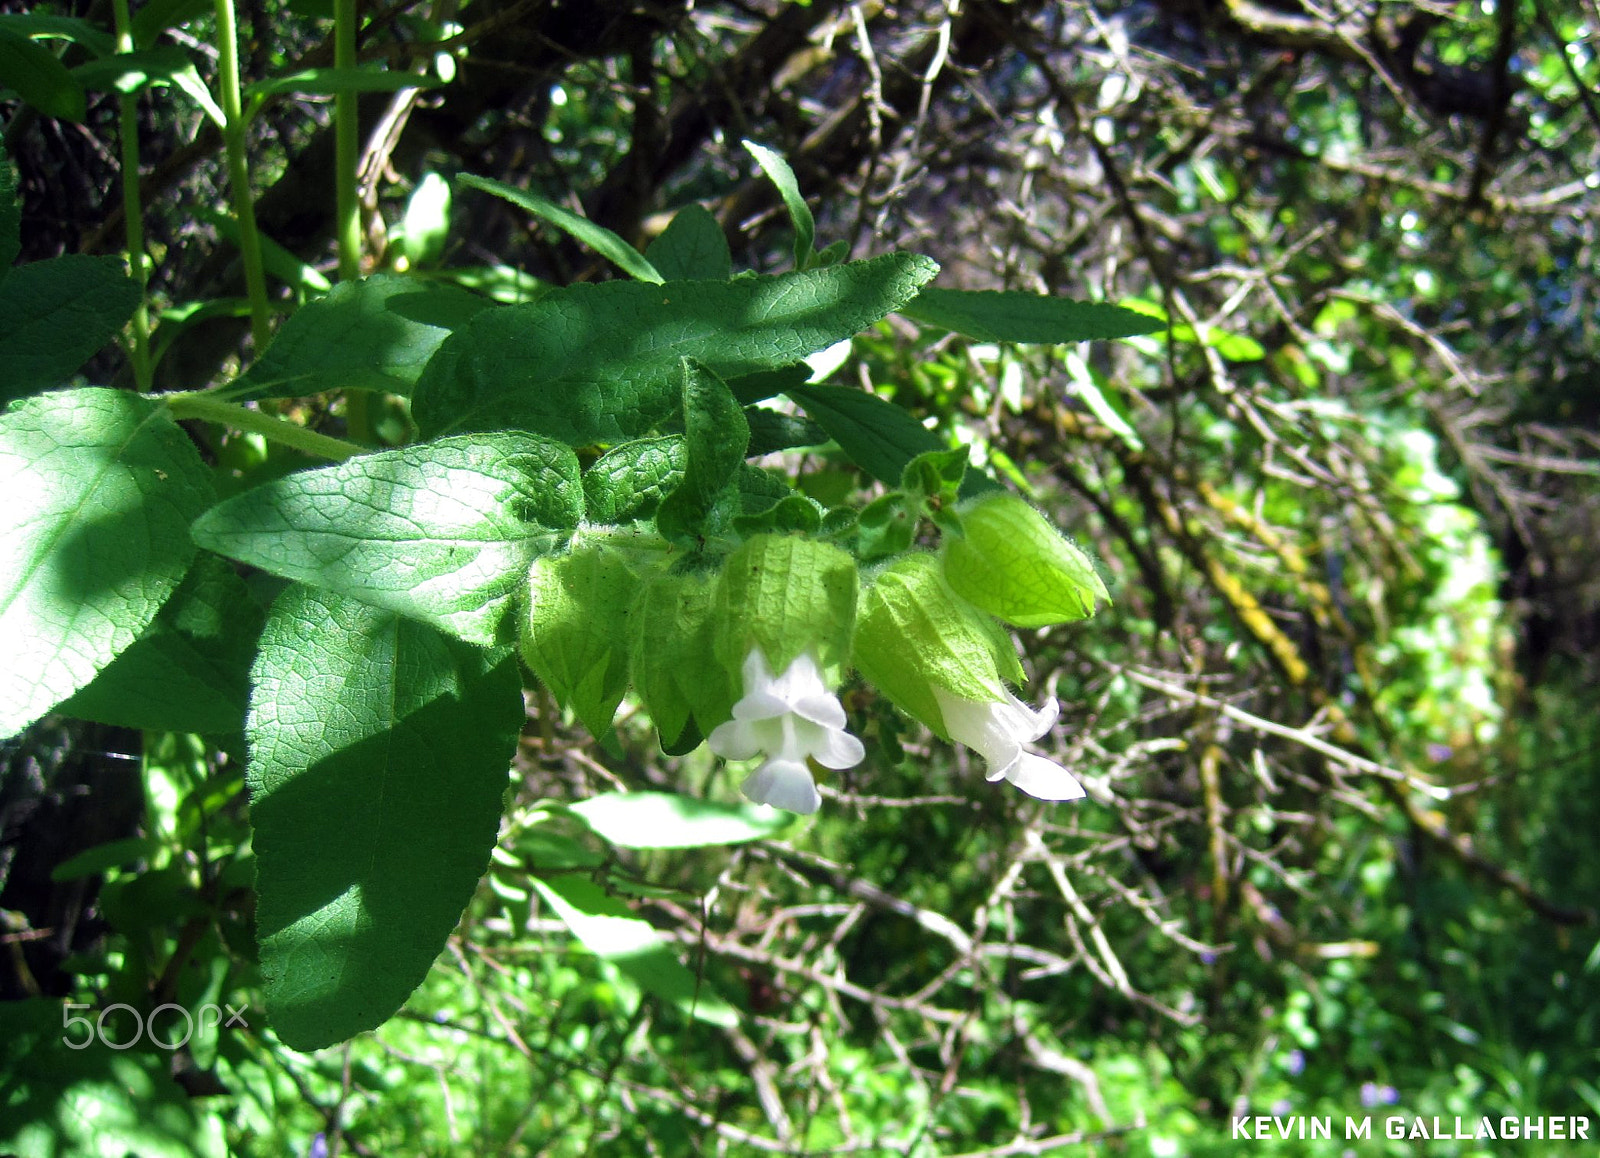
[191,432,582,646]
[457,173,662,284]
[899,287,1164,343]
[644,204,732,281]
[0,26,87,121]
[782,383,945,486]
[410,254,938,443]
[715,534,857,676]
[656,361,749,543]
[744,140,816,271]
[582,436,686,524]
[0,389,213,739]
[248,585,522,1051]
[533,873,737,1026]
[226,274,489,402]
[0,256,140,406]
[853,553,1021,737]
[60,552,263,735]
[744,408,827,455]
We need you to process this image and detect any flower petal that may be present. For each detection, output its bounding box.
[933,687,1023,768]
[741,759,821,814]
[790,692,847,729]
[766,650,827,702]
[808,725,866,770]
[707,719,762,761]
[731,690,796,721]
[1001,752,1085,801]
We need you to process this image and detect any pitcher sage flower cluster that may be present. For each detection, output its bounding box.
[522,475,1108,814]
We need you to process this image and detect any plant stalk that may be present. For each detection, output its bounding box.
[165,393,365,461]
[213,0,272,351]
[335,0,362,282]
[334,0,375,444]
[112,0,152,390]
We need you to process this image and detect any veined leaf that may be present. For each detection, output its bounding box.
[656,361,748,543]
[71,46,201,96]
[583,436,685,524]
[458,173,662,284]
[644,204,731,281]
[191,432,582,647]
[248,585,522,1050]
[532,873,738,1026]
[411,253,938,444]
[225,274,489,402]
[0,26,87,122]
[131,0,210,50]
[899,287,1164,343]
[60,552,263,735]
[570,791,790,849]
[783,383,945,486]
[744,140,816,271]
[0,389,213,739]
[0,255,140,407]
[0,14,116,58]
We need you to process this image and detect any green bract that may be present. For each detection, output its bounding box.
[631,569,736,753]
[714,534,857,680]
[522,543,642,736]
[852,553,1024,736]
[940,492,1110,627]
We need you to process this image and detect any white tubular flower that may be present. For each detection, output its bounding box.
[708,649,865,814]
[931,687,1085,801]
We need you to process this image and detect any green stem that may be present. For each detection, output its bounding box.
[335,0,361,282]
[165,393,365,460]
[213,0,272,351]
[113,0,152,390]
[335,0,373,444]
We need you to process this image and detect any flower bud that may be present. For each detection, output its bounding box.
[940,493,1109,628]
[852,553,1022,736]
[522,544,641,736]
[855,553,1084,802]
[714,534,857,682]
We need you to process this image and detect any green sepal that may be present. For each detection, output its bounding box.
[857,492,919,561]
[940,492,1110,627]
[901,447,968,502]
[852,553,1022,737]
[714,534,856,679]
[522,544,642,736]
[631,570,735,752]
[731,493,824,538]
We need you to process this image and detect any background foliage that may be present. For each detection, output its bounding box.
[2,0,1598,1153]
